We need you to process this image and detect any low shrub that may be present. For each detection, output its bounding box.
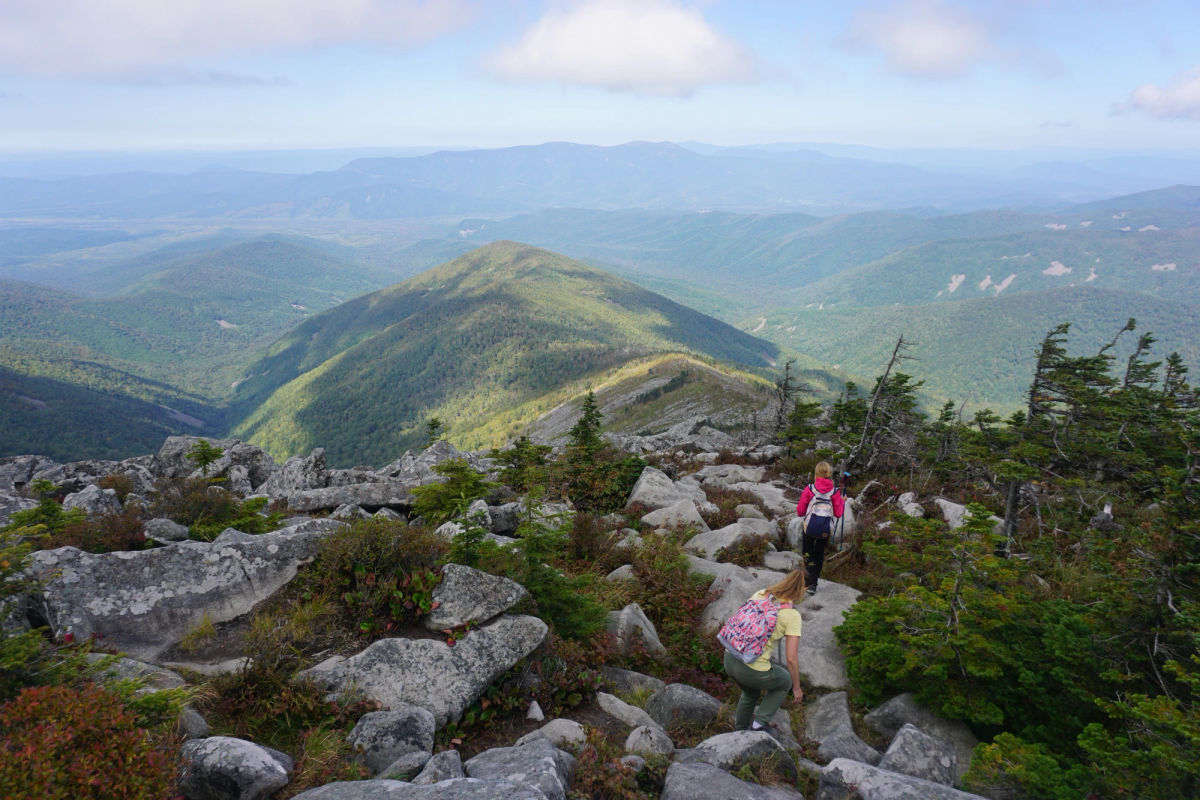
[715,534,770,568]
[0,682,179,800]
[39,508,148,553]
[97,473,135,502]
[570,727,664,799]
[700,485,763,530]
[149,478,283,540]
[298,519,449,639]
[410,459,497,526]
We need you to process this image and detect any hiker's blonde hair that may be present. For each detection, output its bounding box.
[814,461,833,479]
[764,569,807,604]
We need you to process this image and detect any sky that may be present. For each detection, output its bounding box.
[1,0,1199,153]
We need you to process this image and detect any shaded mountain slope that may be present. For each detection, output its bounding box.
[230,242,783,465]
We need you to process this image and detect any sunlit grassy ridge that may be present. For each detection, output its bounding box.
[231,241,786,466]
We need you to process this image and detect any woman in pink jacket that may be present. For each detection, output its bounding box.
[795,461,845,595]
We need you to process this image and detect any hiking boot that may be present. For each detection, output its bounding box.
[806,585,817,596]
[750,721,790,744]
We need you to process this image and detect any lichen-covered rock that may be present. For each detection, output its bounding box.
[646,683,722,730]
[301,615,547,728]
[411,749,465,784]
[597,692,662,732]
[660,761,804,800]
[625,725,674,757]
[878,723,957,785]
[464,733,576,800]
[640,499,711,533]
[817,724,881,766]
[606,603,666,656]
[290,778,551,799]
[684,520,770,559]
[600,666,665,697]
[678,730,797,781]
[423,564,527,630]
[348,707,436,775]
[179,736,293,800]
[817,758,990,800]
[62,484,121,515]
[863,693,978,781]
[286,482,414,513]
[257,448,329,495]
[145,517,190,544]
[626,467,703,512]
[28,518,346,661]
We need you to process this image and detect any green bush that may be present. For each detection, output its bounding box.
[0,682,178,800]
[37,508,148,553]
[410,459,497,527]
[149,478,283,541]
[299,518,449,638]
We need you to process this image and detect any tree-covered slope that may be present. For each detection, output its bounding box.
[751,286,1200,412]
[230,241,785,465]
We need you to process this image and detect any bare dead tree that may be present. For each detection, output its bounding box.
[842,335,915,475]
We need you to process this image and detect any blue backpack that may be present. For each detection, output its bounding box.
[802,485,836,538]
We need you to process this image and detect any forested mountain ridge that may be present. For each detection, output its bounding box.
[229,241,790,466]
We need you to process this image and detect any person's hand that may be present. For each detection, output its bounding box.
[792,685,804,703]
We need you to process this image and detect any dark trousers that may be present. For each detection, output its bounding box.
[802,533,828,588]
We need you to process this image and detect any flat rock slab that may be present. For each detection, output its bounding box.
[301,614,547,729]
[465,734,576,800]
[818,758,990,800]
[28,518,346,661]
[287,482,415,513]
[423,564,527,630]
[794,581,861,690]
[863,693,978,781]
[290,778,551,799]
[661,761,804,800]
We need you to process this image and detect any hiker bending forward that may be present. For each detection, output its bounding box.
[796,461,845,595]
[723,570,806,732]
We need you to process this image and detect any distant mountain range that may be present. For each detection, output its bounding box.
[6,142,1200,220]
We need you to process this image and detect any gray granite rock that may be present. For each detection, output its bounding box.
[606,603,666,656]
[639,498,711,533]
[290,778,550,799]
[863,693,978,781]
[348,707,436,775]
[411,749,465,784]
[596,691,662,732]
[625,725,674,757]
[464,733,576,800]
[680,730,797,781]
[879,723,957,785]
[805,691,854,742]
[685,520,771,559]
[28,518,346,661]
[376,751,432,781]
[817,725,881,766]
[258,448,329,495]
[817,758,990,800]
[301,615,548,728]
[646,683,722,730]
[532,718,587,750]
[63,484,121,515]
[599,666,665,697]
[145,517,190,544]
[423,564,528,630]
[661,761,804,800]
[179,735,292,800]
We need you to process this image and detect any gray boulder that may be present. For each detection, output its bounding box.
[33,459,120,494]
[646,683,722,730]
[0,493,37,527]
[530,718,587,750]
[640,499,710,533]
[596,691,662,732]
[817,758,990,800]
[0,454,58,492]
[179,736,293,800]
[28,518,347,661]
[625,725,674,757]
[286,482,414,513]
[805,691,854,742]
[487,502,521,535]
[464,733,576,800]
[84,653,186,691]
[423,564,527,631]
[878,723,957,785]
[376,751,432,780]
[331,503,372,520]
[606,603,666,656]
[411,749,465,784]
[764,550,803,571]
[863,693,978,781]
[348,707,437,775]
[725,481,793,518]
[605,564,635,582]
[301,615,547,728]
[661,761,804,800]
[626,467,702,511]
[817,725,881,766]
[62,484,121,515]
[178,706,210,739]
[680,731,797,781]
[290,778,550,799]
[684,520,771,560]
[155,436,230,479]
[600,666,664,697]
[145,517,190,544]
[258,448,329,495]
[696,464,766,487]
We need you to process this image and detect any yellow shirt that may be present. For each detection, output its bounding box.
[747,589,802,672]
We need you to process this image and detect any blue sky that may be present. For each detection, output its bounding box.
[1,0,1199,153]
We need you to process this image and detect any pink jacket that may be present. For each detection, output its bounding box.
[796,476,845,518]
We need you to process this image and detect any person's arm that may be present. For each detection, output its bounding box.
[785,635,803,702]
[796,485,812,516]
[833,489,845,518]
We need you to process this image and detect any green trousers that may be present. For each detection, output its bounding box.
[723,651,791,729]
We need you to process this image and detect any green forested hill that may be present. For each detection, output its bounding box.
[230,241,786,465]
[751,286,1200,412]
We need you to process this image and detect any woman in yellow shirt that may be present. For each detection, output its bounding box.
[722,570,806,732]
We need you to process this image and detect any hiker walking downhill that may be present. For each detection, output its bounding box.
[719,570,806,733]
[796,461,845,595]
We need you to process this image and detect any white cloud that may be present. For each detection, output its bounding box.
[0,0,475,78]
[845,0,993,79]
[1118,67,1200,121]
[487,0,756,97]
